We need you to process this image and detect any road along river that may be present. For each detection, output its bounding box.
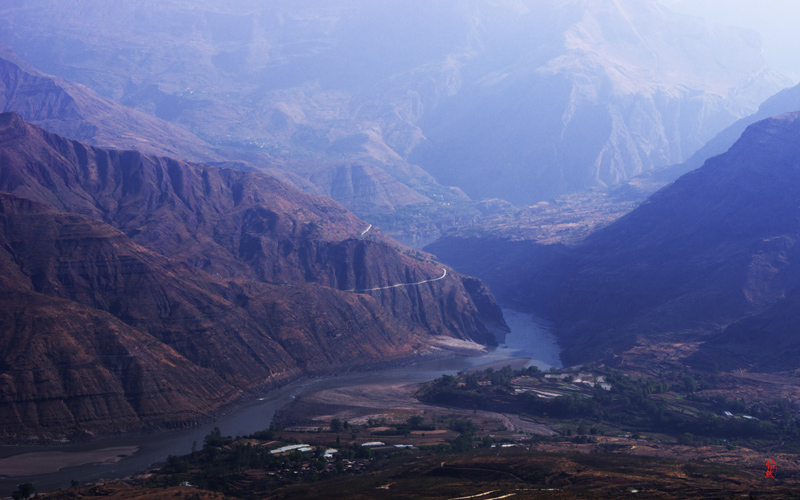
[0,308,560,495]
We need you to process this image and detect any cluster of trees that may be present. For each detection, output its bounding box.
[11,483,34,500]
[329,418,350,433]
[369,415,435,436]
[424,367,800,448]
[446,418,494,452]
[439,366,542,391]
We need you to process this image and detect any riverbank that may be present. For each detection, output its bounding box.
[0,346,482,448]
[0,350,484,493]
[0,447,139,478]
[0,308,560,495]
[273,358,542,432]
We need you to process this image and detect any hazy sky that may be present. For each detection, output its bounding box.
[659,0,800,83]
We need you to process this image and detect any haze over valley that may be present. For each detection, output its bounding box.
[0,1,788,213]
[2,1,800,498]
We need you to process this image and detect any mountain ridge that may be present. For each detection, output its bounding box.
[538,111,800,367]
[0,112,505,441]
[0,45,219,162]
[0,0,787,209]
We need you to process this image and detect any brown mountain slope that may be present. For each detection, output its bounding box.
[0,114,504,439]
[0,47,349,201]
[0,112,502,341]
[0,196,237,440]
[0,287,235,441]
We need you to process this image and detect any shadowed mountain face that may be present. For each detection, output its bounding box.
[528,112,800,368]
[0,0,787,209]
[680,81,800,175]
[0,113,505,441]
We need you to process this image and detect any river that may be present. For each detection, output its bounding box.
[0,308,560,495]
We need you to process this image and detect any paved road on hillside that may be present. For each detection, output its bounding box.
[347,268,447,293]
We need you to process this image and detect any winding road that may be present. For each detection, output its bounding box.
[349,223,447,292]
[347,268,447,293]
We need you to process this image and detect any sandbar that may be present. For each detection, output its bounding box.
[0,446,139,477]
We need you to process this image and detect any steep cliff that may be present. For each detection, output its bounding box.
[0,195,238,440]
[0,113,505,440]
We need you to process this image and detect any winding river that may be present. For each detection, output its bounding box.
[0,308,560,495]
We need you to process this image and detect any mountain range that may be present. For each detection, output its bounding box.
[457,111,800,371]
[0,0,788,213]
[0,112,504,441]
[3,0,800,445]
[426,81,800,306]
[0,46,218,162]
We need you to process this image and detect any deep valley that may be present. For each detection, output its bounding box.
[2,0,800,498]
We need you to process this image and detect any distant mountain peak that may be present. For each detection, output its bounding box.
[0,1,788,209]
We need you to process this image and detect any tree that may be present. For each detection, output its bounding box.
[12,483,34,500]
[449,419,477,435]
[204,427,226,448]
[330,418,343,433]
[450,434,473,452]
[683,375,697,393]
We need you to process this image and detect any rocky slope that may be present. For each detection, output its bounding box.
[0,113,505,440]
[0,0,787,209]
[0,194,239,439]
[534,112,800,368]
[697,288,800,373]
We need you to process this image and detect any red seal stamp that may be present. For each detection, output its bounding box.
[765,459,777,479]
